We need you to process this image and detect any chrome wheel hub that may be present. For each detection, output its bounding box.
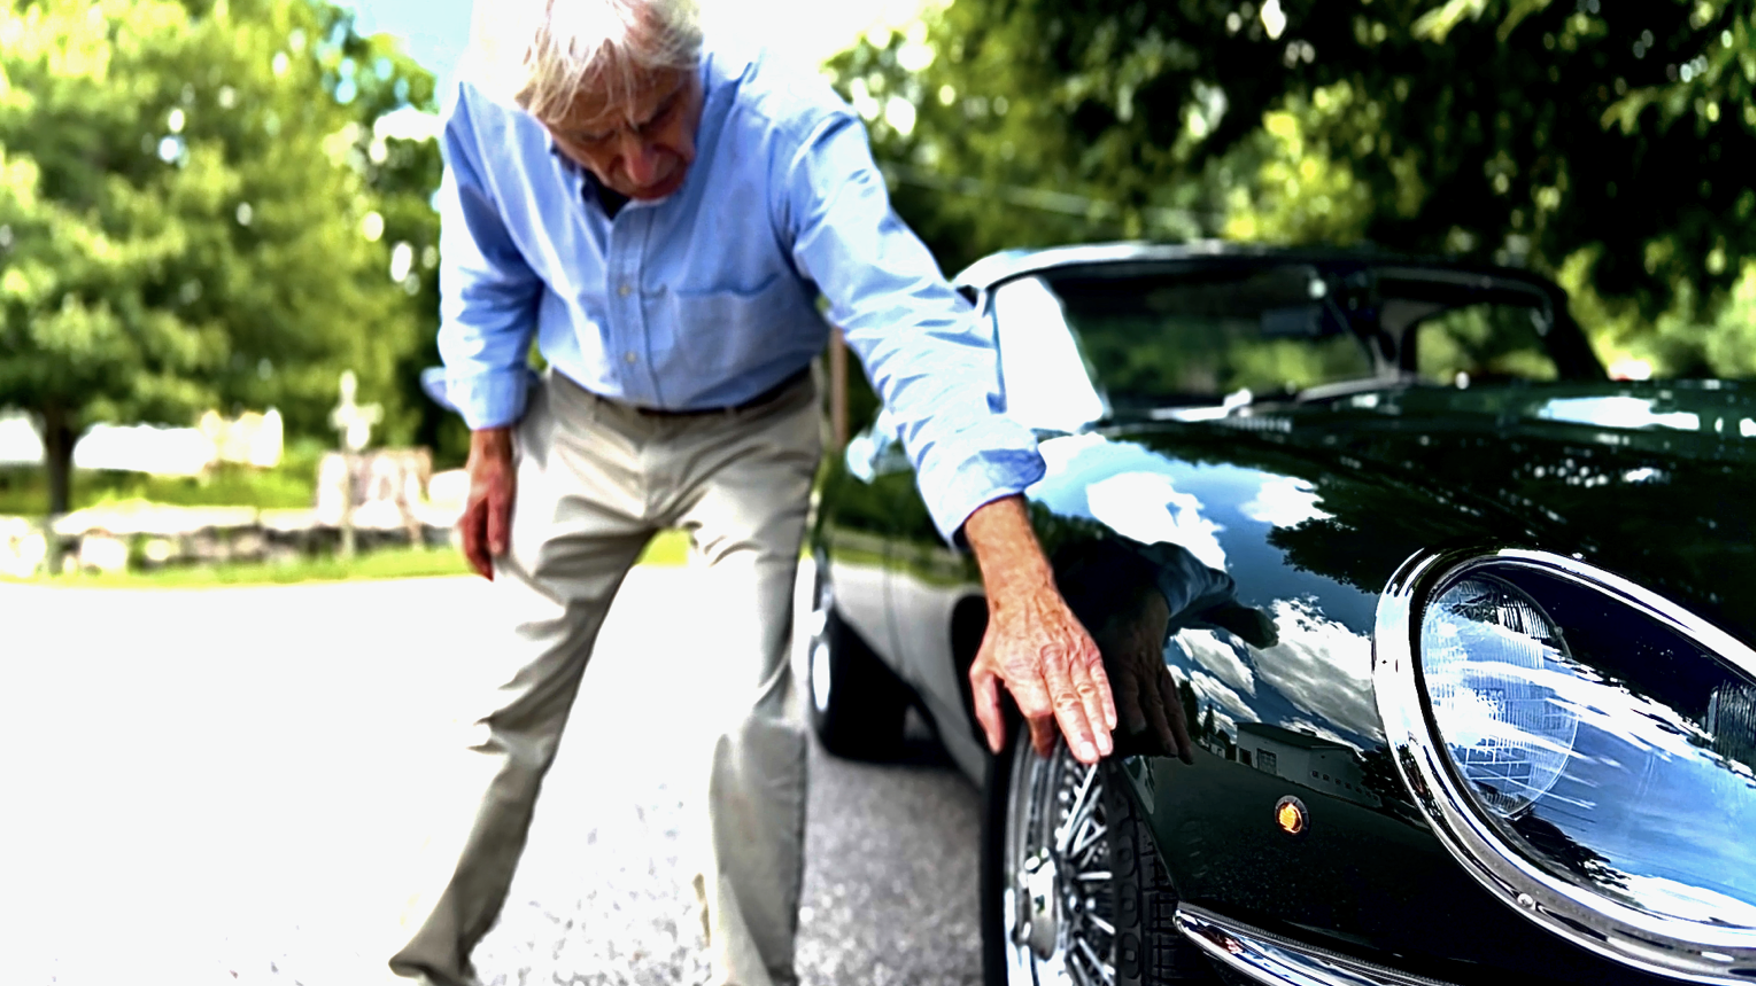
[1020,848,1061,959]
[1002,739,1116,986]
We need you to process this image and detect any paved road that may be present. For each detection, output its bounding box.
[0,566,983,986]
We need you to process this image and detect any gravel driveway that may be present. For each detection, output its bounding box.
[0,564,983,986]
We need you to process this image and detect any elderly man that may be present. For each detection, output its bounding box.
[397,1,1117,984]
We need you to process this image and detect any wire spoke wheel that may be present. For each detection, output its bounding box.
[1000,737,1118,986]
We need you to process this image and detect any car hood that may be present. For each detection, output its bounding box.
[1030,380,1756,975]
[1103,378,1756,647]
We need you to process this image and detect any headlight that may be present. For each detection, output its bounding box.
[1420,575,1580,818]
[1377,548,1756,984]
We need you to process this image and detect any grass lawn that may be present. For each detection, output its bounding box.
[6,529,693,589]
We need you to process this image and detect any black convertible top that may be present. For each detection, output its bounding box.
[953,241,1606,383]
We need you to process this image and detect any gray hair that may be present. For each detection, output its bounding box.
[466,0,703,122]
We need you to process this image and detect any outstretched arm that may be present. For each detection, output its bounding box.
[770,94,1109,757]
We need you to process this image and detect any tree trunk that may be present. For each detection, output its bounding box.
[829,327,848,452]
[41,404,75,516]
[40,405,76,575]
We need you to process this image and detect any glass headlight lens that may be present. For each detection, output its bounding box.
[1415,561,1756,930]
[1421,576,1579,818]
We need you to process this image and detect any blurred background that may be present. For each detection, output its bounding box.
[1,0,1752,582]
[1,3,1751,984]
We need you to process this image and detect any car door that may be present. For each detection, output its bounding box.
[877,410,983,769]
[818,412,911,669]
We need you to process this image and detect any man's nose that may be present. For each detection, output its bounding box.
[620,134,662,186]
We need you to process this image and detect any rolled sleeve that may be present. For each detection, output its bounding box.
[779,112,1044,542]
[915,439,1048,546]
[432,84,543,430]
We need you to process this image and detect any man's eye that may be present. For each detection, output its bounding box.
[639,99,679,135]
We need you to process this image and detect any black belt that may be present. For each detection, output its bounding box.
[624,368,810,418]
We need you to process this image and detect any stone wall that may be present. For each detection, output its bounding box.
[0,457,470,577]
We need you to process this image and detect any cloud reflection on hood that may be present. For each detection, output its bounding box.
[1251,598,1382,743]
[1085,472,1228,571]
[1240,475,1334,529]
[1177,628,1256,696]
[1170,663,1260,726]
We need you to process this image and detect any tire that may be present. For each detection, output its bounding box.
[805,561,911,759]
[982,729,1216,986]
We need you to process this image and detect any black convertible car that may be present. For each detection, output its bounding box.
[805,243,1756,986]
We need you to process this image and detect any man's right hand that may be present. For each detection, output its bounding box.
[460,426,515,580]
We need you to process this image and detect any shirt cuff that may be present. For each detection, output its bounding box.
[420,365,536,430]
[918,444,1047,546]
[1146,542,1238,617]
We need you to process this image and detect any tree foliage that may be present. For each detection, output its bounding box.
[0,0,441,514]
[829,0,1756,354]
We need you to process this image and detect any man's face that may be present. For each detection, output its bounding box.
[544,66,703,202]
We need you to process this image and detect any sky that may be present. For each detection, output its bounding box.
[344,0,932,104]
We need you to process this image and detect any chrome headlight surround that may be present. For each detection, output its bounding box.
[1375,546,1756,984]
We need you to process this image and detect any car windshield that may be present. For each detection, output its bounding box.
[995,261,1578,425]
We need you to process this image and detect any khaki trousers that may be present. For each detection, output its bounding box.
[390,368,822,986]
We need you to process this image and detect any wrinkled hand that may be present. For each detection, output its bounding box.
[969,585,1116,764]
[1101,591,1196,763]
[963,497,1116,765]
[460,427,515,580]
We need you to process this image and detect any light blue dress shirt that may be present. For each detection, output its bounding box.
[425,41,1044,541]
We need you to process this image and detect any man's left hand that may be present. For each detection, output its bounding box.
[964,496,1117,765]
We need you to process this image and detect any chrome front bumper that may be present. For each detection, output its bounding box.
[1174,905,1460,986]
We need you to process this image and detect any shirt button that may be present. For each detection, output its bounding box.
[624,352,638,364]
[618,283,632,297]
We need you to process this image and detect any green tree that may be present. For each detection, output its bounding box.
[319,9,458,466]
[1177,675,1202,742]
[0,0,440,517]
[830,0,1755,337]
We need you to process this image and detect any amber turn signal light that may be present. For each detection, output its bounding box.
[1275,796,1308,835]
